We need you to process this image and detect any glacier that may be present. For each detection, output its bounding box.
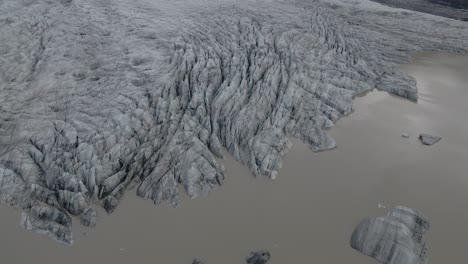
[0,0,467,244]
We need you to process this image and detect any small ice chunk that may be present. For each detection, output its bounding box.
[270,172,277,180]
[192,259,205,264]
[246,251,271,264]
[419,134,442,145]
[80,208,97,227]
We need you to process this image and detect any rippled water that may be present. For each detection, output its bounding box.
[1,52,467,263]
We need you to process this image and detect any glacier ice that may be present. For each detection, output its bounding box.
[246,250,271,264]
[351,206,430,264]
[419,133,442,145]
[191,251,271,264]
[0,0,467,243]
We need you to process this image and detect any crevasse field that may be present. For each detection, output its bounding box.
[0,0,467,244]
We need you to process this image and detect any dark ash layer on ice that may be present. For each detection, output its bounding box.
[371,0,468,21]
[0,0,467,244]
[351,206,430,264]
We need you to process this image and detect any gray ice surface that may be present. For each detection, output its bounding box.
[192,258,205,264]
[419,134,442,145]
[246,251,271,264]
[191,251,270,264]
[351,206,430,264]
[80,207,97,227]
[0,0,467,244]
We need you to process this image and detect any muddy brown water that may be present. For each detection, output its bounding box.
[1,52,467,263]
